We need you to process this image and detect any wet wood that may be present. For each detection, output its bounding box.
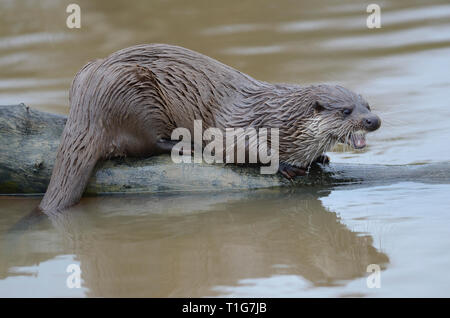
[0,104,449,196]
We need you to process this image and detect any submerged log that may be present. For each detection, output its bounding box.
[0,104,449,196]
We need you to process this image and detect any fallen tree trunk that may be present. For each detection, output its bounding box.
[1,104,449,196]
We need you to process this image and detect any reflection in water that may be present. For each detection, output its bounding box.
[0,189,388,297]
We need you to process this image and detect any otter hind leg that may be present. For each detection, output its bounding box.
[156,139,195,156]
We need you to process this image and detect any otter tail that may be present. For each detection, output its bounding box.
[39,126,101,213]
[38,57,165,214]
[39,60,106,214]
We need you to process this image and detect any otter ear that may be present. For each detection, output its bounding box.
[313,101,325,112]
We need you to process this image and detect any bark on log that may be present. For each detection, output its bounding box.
[1,104,449,196]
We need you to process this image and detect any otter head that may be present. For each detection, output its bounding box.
[310,84,381,150]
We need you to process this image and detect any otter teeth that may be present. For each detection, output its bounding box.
[350,133,366,149]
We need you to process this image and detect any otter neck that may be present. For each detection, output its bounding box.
[228,83,310,127]
[236,83,331,168]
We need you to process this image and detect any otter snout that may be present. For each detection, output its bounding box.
[363,114,381,131]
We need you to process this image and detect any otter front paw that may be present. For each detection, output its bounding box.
[314,154,330,165]
[278,162,306,180]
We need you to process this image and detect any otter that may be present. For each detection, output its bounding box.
[39,44,380,213]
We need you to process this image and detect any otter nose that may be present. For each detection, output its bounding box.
[363,115,381,131]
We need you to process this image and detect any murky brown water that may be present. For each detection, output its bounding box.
[1,0,450,297]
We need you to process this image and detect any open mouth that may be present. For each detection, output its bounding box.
[339,132,367,149]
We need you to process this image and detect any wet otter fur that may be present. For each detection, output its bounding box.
[40,44,380,213]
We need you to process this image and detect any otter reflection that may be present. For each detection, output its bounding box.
[1,189,388,297]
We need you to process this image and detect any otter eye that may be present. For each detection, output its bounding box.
[342,108,353,115]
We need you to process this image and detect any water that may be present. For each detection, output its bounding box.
[1,0,450,297]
